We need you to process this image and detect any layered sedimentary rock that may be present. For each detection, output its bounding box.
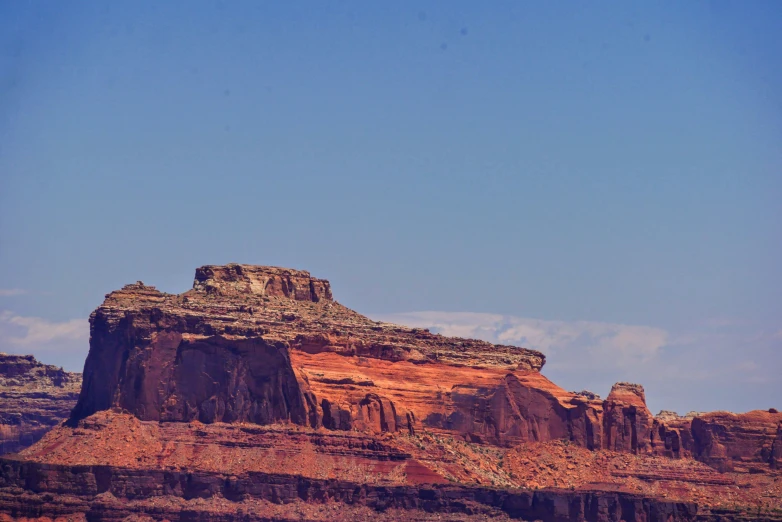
[71,264,550,441]
[772,421,782,470]
[690,410,782,472]
[11,412,779,522]
[0,448,705,522]
[602,382,654,454]
[651,413,695,460]
[0,353,81,454]
[645,408,782,472]
[2,264,781,521]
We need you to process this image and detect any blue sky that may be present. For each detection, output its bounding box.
[1,1,780,414]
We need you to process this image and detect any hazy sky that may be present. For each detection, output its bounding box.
[1,1,780,414]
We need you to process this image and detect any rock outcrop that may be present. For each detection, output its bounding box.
[0,353,81,454]
[690,410,782,472]
[0,452,704,522]
[652,414,694,460]
[602,382,654,454]
[771,421,782,469]
[601,388,782,470]
[71,264,548,441]
[2,264,780,521]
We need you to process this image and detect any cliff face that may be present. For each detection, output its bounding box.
[690,410,782,472]
[0,450,706,522]
[2,264,781,521]
[0,353,81,454]
[72,264,549,442]
[12,411,778,522]
[64,264,782,471]
[602,382,654,454]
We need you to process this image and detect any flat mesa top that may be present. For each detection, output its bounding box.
[193,264,333,301]
[96,264,545,371]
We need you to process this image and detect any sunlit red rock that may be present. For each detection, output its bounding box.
[690,409,782,472]
[2,264,780,521]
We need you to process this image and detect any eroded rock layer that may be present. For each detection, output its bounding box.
[71,264,547,440]
[0,456,704,522]
[690,410,782,473]
[2,264,780,521]
[6,411,781,521]
[0,353,81,455]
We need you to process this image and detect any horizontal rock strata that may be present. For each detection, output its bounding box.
[0,456,706,522]
[2,264,780,521]
[0,353,81,455]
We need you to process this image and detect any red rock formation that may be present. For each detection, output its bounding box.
[690,410,782,472]
[771,420,782,469]
[71,265,549,441]
[600,382,700,462]
[601,389,782,473]
[0,353,81,454]
[602,382,654,454]
[650,413,694,459]
[7,411,780,521]
[0,452,705,522]
[2,264,780,521]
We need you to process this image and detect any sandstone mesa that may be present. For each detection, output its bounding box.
[1,264,780,521]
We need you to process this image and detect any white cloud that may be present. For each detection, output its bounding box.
[373,311,668,371]
[0,289,27,297]
[371,310,781,414]
[0,310,88,348]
